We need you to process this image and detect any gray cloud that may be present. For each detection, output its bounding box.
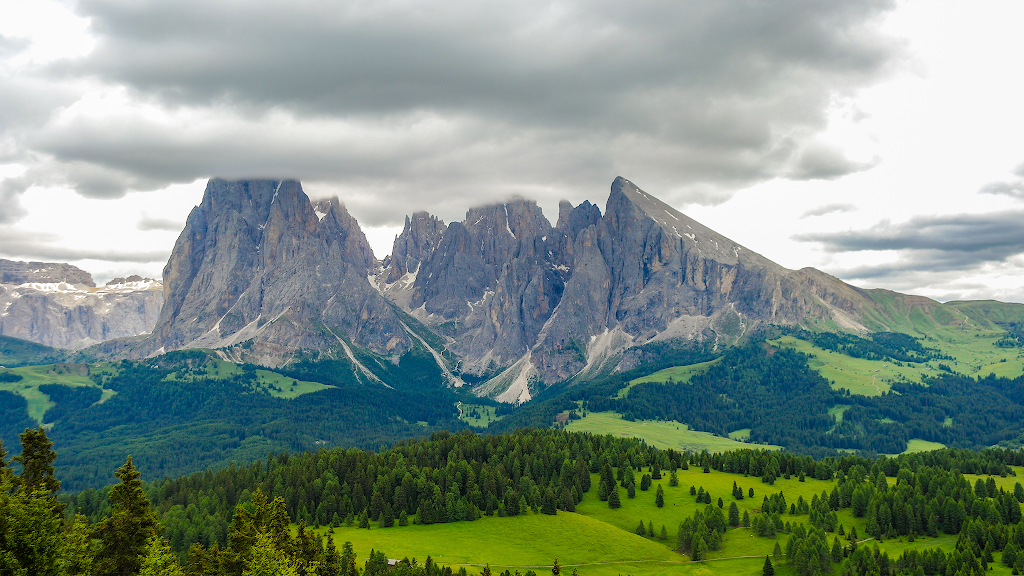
[980,181,1024,199]
[0,228,169,263]
[137,215,184,231]
[6,0,901,216]
[797,210,1024,284]
[799,211,1024,255]
[801,203,857,219]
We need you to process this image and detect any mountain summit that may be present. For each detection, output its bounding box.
[130,177,969,402]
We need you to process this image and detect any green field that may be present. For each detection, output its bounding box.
[314,464,997,576]
[618,359,721,398]
[770,332,1024,397]
[564,411,779,453]
[0,363,107,423]
[165,358,331,398]
[900,439,947,454]
[459,403,502,428]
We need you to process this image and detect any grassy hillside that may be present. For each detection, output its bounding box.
[0,334,67,367]
[315,463,1011,576]
[564,411,777,453]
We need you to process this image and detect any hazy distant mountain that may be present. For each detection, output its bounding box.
[0,259,163,349]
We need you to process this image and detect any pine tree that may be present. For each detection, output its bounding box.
[656,485,665,507]
[399,510,409,526]
[636,520,647,535]
[551,557,561,576]
[763,555,775,576]
[669,471,679,487]
[729,502,740,527]
[659,525,667,541]
[773,542,782,562]
[647,521,654,537]
[608,487,621,509]
[139,536,184,576]
[245,532,298,576]
[94,455,161,576]
[13,427,60,495]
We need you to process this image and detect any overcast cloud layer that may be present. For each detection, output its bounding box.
[0,0,900,227]
[4,0,1024,304]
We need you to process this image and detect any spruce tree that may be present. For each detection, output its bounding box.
[551,557,561,576]
[94,455,161,576]
[729,502,740,527]
[656,485,665,507]
[139,536,183,576]
[762,555,775,576]
[608,486,621,509]
[13,427,60,495]
[636,520,647,535]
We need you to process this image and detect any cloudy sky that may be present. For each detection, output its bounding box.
[1,0,1022,302]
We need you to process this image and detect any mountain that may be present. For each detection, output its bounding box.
[10,176,979,403]
[0,259,163,349]
[373,177,972,402]
[150,178,460,383]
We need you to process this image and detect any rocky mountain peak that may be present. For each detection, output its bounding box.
[153,178,416,365]
[0,259,95,287]
[384,211,447,283]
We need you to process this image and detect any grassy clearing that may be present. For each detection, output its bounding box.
[565,411,779,453]
[166,359,330,398]
[0,363,106,423]
[771,331,1024,397]
[900,439,947,454]
[313,465,968,576]
[618,359,721,398]
[458,403,502,428]
[321,512,676,570]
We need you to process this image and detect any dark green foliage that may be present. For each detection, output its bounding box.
[763,555,774,576]
[93,456,161,576]
[13,427,60,494]
[45,354,467,490]
[656,485,664,507]
[0,391,36,451]
[608,486,621,509]
[39,384,101,424]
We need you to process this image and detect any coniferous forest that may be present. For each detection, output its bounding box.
[6,423,1024,575]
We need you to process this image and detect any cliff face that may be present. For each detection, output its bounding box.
[152,179,417,367]
[0,260,163,349]
[373,177,886,402]
[12,176,955,403]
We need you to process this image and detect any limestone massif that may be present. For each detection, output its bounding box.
[2,177,974,402]
[375,177,906,402]
[0,260,163,349]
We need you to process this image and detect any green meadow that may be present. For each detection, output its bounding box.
[166,358,331,398]
[619,359,721,397]
[315,465,1006,576]
[564,411,778,453]
[0,363,107,423]
[770,331,1024,397]
[459,403,503,428]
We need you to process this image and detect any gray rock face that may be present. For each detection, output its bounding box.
[383,212,446,283]
[153,178,416,366]
[374,177,888,402]
[0,267,163,349]
[0,259,95,287]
